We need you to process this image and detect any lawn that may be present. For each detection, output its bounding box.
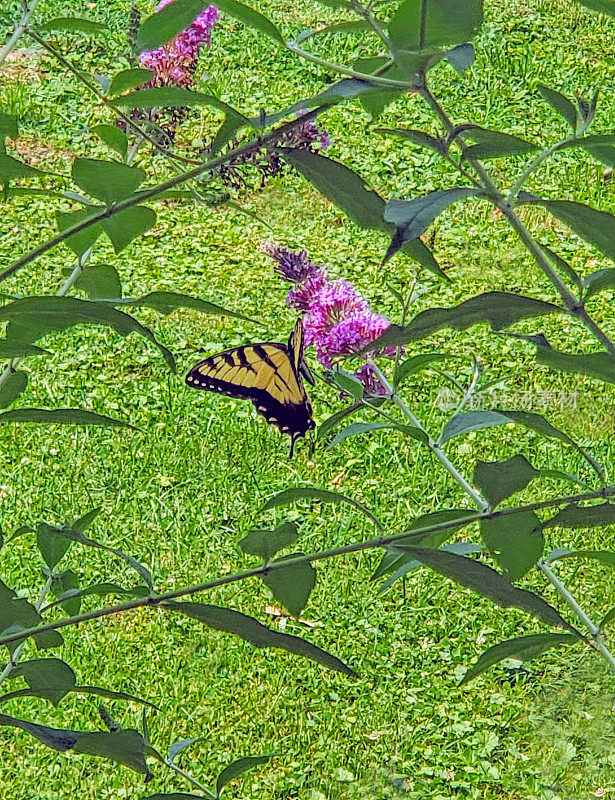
[1,0,615,798]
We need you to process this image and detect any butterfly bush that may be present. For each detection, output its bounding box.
[261,244,394,396]
[139,0,219,87]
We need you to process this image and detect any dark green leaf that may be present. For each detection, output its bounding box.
[108,68,155,95]
[0,340,49,358]
[165,602,357,676]
[0,154,40,182]
[39,17,108,35]
[0,713,82,751]
[261,557,316,616]
[541,244,582,292]
[363,292,561,351]
[75,264,122,300]
[600,605,615,630]
[537,84,577,129]
[571,0,615,18]
[72,685,157,708]
[474,454,538,507]
[548,549,615,567]
[91,124,128,158]
[0,112,19,140]
[36,523,72,570]
[583,267,615,300]
[522,333,615,384]
[539,199,615,261]
[73,729,152,777]
[11,658,76,706]
[0,408,133,428]
[56,206,104,257]
[112,291,256,324]
[544,502,615,530]
[329,421,428,447]
[446,43,475,72]
[49,570,81,616]
[102,206,157,253]
[45,582,146,612]
[460,633,578,684]
[262,487,383,531]
[213,0,285,43]
[71,507,102,533]
[376,127,445,154]
[115,87,249,121]
[395,546,580,634]
[440,410,511,443]
[316,402,361,441]
[394,353,453,387]
[388,0,483,49]
[378,542,482,592]
[461,129,538,160]
[0,595,63,654]
[480,511,543,581]
[216,755,272,797]
[0,370,28,409]
[582,142,615,169]
[330,369,364,399]
[72,159,145,204]
[240,521,300,561]
[168,737,203,762]
[137,0,218,51]
[0,296,175,372]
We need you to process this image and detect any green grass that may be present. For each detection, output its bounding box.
[1,0,615,798]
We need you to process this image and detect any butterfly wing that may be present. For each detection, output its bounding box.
[186,326,314,454]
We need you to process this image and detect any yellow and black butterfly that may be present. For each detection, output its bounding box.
[186,319,315,456]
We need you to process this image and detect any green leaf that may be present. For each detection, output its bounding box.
[583,267,615,300]
[0,153,40,182]
[538,199,615,261]
[522,333,615,385]
[91,124,128,158]
[460,633,578,684]
[213,0,285,44]
[239,521,300,562]
[0,713,83,751]
[45,582,146,612]
[0,296,175,372]
[376,127,445,154]
[364,292,561,351]
[394,352,452,387]
[537,84,577,129]
[329,421,428,447]
[0,592,63,654]
[102,206,157,253]
[112,291,257,324]
[0,408,133,428]
[548,549,615,567]
[394,546,580,634]
[0,112,19,141]
[261,558,316,616]
[262,487,383,531]
[571,0,615,18]
[168,737,203,762]
[11,658,76,706]
[108,68,155,96]
[73,729,152,777]
[137,0,217,51]
[543,502,615,530]
[600,605,615,630]
[56,206,104,257]
[316,402,361,441]
[541,244,582,293]
[0,340,49,358]
[439,410,511,442]
[36,523,72,570]
[165,602,357,676]
[383,188,478,262]
[39,16,108,35]
[480,511,544,581]
[461,129,538,160]
[330,369,364,399]
[72,159,145,205]
[473,454,538,508]
[115,87,249,119]
[74,264,122,300]
[0,370,28,409]
[446,43,475,72]
[216,755,272,798]
[388,0,483,49]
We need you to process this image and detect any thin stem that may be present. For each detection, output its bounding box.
[538,560,615,673]
[508,138,576,201]
[163,758,216,799]
[349,0,397,53]
[4,486,615,649]
[0,0,39,65]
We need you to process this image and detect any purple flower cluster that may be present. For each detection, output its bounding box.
[139,0,219,87]
[261,243,394,396]
[280,115,331,151]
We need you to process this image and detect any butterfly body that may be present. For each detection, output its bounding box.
[186,319,315,456]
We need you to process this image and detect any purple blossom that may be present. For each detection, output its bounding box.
[308,308,392,367]
[353,364,388,397]
[259,242,322,283]
[280,114,331,151]
[139,1,218,87]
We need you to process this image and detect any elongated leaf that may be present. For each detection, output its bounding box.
[72,685,157,708]
[108,68,155,96]
[0,370,28,409]
[45,582,146,611]
[439,410,511,442]
[112,291,257,323]
[543,502,615,530]
[213,0,284,44]
[262,487,383,531]
[115,87,249,121]
[394,352,455,387]
[10,658,76,706]
[521,333,615,384]
[73,729,152,777]
[168,737,203,762]
[537,85,577,129]
[0,408,133,428]
[91,125,128,158]
[461,129,538,160]
[0,113,19,140]
[388,0,483,49]
[583,267,615,299]
[395,546,580,634]
[376,127,445,154]
[261,557,316,616]
[460,633,578,684]
[600,606,615,630]
[165,602,357,676]
[538,200,615,261]
[446,43,476,72]
[0,154,40,182]
[216,755,272,797]
[541,244,582,292]
[102,206,157,253]
[137,0,217,51]
[56,207,103,257]
[331,369,364,399]
[473,454,538,508]
[74,264,122,300]
[572,0,615,18]
[39,17,108,35]
[548,549,615,567]
[0,296,175,371]
[0,713,83,751]
[0,340,49,358]
[316,402,361,441]
[480,511,543,581]
[72,159,145,205]
[0,593,63,654]
[378,542,482,592]
[363,292,561,351]
[240,521,300,562]
[383,188,478,261]
[329,421,428,447]
[49,570,81,615]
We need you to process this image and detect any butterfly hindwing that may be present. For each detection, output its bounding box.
[186,320,314,455]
